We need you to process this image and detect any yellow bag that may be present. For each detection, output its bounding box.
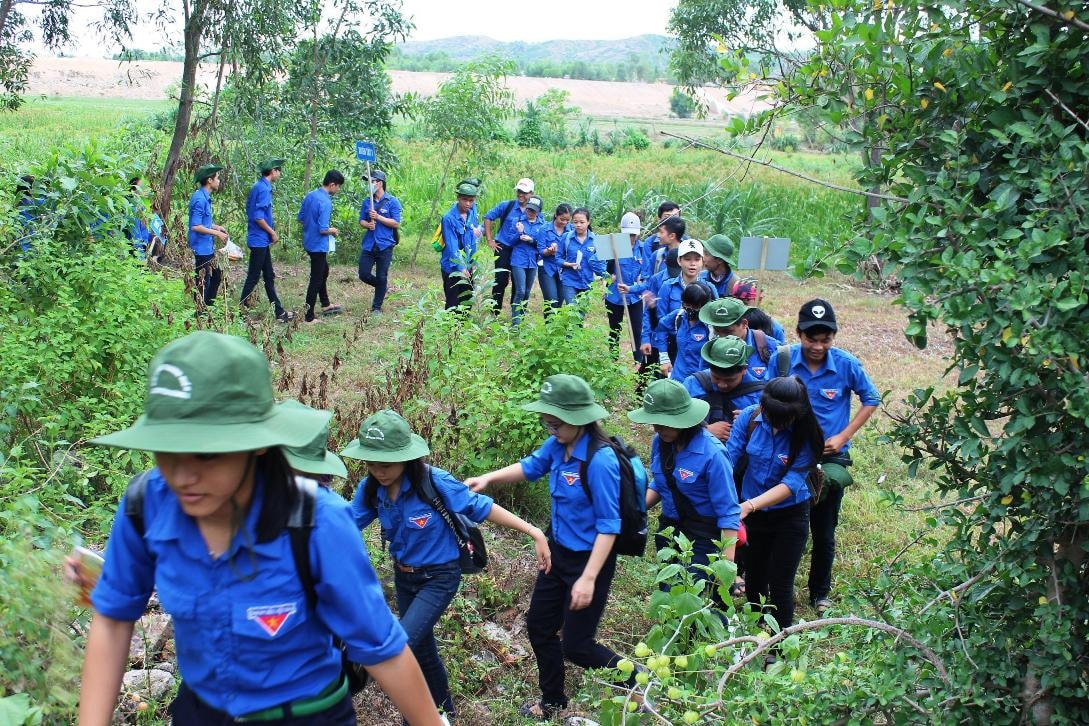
[431,223,445,252]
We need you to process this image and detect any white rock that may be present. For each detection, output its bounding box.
[123,669,176,700]
[564,718,601,726]
[129,612,172,665]
[481,622,528,659]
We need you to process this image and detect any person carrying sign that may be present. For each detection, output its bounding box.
[357,169,402,315]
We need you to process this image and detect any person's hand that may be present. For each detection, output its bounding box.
[63,554,84,588]
[824,433,849,455]
[515,222,524,234]
[641,291,656,307]
[369,209,378,221]
[617,283,630,294]
[269,230,279,244]
[214,229,229,241]
[531,530,552,574]
[570,574,596,610]
[473,225,483,239]
[660,361,673,377]
[542,246,555,257]
[740,500,755,520]
[707,420,732,441]
[328,227,339,236]
[639,343,653,356]
[487,239,499,253]
[465,475,490,492]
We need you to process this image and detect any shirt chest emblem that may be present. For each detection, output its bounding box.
[752,367,766,377]
[561,471,580,486]
[821,388,840,400]
[691,333,706,342]
[777,454,790,466]
[409,513,433,529]
[247,603,297,637]
[678,468,695,481]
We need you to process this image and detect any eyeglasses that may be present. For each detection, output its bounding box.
[683,305,700,315]
[541,418,564,433]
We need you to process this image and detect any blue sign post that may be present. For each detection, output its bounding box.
[355,141,377,163]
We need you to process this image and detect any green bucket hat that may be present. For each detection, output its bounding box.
[280,400,348,478]
[628,379,709,429]
[703,234,736,266]
[340,410,430,463]
[822,462,854,488]
[194,164,224,185]
[520,375,608,426]
[455,181,479,197]
[91,332,330,453]
[699,297,748,328]
[701,335,753,369]
[258,158,285,174]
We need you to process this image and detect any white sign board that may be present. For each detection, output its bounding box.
[594,233,636,261]
[738,236,791,270]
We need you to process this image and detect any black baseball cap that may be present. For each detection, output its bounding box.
[798,298,838,332]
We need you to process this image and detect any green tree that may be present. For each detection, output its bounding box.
[669,87,697,118]
[515,100,544,148]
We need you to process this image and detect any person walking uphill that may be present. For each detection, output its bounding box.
[439,181,482,310]
[298,170,346,324]
[75,331,445,726]
[484,177,533,313]
[357,169,402,315]
[188,164,228,308]
[342,410,551,721]
[466,375,640,720]
[241,158,293,322]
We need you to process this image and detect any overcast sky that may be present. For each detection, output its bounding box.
[48,0,679,57]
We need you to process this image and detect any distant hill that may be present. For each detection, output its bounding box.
[389,35,675,82]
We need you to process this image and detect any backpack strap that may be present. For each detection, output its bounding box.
[417,466,471,547]
[776,345,792,378]
[496,199,517,236]
[287,478,319,610]
[730,380,767,399]
[578,436,607,504]
[752,329,770,363]
[746,405,762,441]
[123,470,154,537]
[695,369,729,424]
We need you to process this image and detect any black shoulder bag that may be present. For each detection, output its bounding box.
[415,467,488,574]
[659,443,721,541]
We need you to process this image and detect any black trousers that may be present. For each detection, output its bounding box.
[193,253,221,306]
[605,299,644,364]
[240,246,284,315]
[305,252,330,321]
[808,482,846,601]
[744,501,810,631]
[525,540,629,707]
[490,244,516,312]
[441,269,472,310]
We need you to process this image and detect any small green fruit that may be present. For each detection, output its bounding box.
[627,700,639,712]
[617,659,635,674]
[655,665,672,679]
[635,671,650,685]
[674,655,689,669]
[791,669,806,683]
[704,644,718,657]
[683,710,701,724]
[634,642,652,658]
[668,686,683,700]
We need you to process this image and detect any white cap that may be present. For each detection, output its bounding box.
[620,212,641,235]
[515,178,535,193]
[677,238,704,258]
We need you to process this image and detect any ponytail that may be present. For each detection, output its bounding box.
[760,377,824,470]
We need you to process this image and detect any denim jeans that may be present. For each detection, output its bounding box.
[510,266,537,324]
[358,245,394,311]
[239,246,284,316]
[394,560,462,716]
[808,482,846,601]
[537,270,563,314]
[744,501,810,631]
[169,681,355,726]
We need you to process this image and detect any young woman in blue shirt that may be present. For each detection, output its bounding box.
[510,195,546,324]
[726,376,825,632]
[343,410,551,721]
[558,208,607,310]
[466,375,636,720]
[76,332,443,726]
[537,203,571,314]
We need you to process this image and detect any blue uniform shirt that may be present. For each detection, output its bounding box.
[440,202,478,274]
[782,344,881,450]
[745,328,781,380]
[604,254,644,306]
[298,187,334,253]
[537,222,569,277]
[649,428,739,530]
[91,470,406,717]
[638,267,674,347]
[188,187,214,255]
[638,234,660,281]
[520,432,621,551]
[726,405,815,508]
[351,466,493,568]
[484,199,528,247]
[511,216,546,269]
[359,193,402,252]
[559,231,607,291]
[683,368,765,417]
[644,275,718,350]
[658,309,711,382]
[246,177,275,248]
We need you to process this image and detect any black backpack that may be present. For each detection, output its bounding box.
[693,370,766,424]
[577,435,649,557]
[124,472,370,694]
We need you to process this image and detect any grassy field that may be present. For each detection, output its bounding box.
[3,96,950,723]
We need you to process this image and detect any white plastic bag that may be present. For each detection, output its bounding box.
[222,238,244,261]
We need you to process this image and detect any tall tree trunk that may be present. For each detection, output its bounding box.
[160,0,206,217]
[0,0,15,39]
[411,140,458,265]
[302,22,321,191]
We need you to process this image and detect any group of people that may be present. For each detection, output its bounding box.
[187,162,401,323]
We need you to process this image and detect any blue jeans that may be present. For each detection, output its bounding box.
[510,266,537,324]
[538,270,563,313]
[561,285,589,319]
[394,560,461,716]
[358,245,394,311]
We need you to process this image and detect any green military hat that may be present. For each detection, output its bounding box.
[520,374,608,426]
[91,332,330,453]
[627,379,709,429]
[455,180,480,197]
[701,335,753,370]
[821,461,854,488]
[703,234,735,266]
[280,400,348,477]
[340,410,430,463]
[258,158,285,174]
[699,297,748,328]
[194,164,224,185]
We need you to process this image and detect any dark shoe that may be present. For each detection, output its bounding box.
[518,701,563,720]
[322,304,344,316]
[276,310,296,323]
[813,597,833,615]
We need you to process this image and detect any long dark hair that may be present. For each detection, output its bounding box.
[361,457,429,510]
[254,446,299,543]
[760,377,824,470]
